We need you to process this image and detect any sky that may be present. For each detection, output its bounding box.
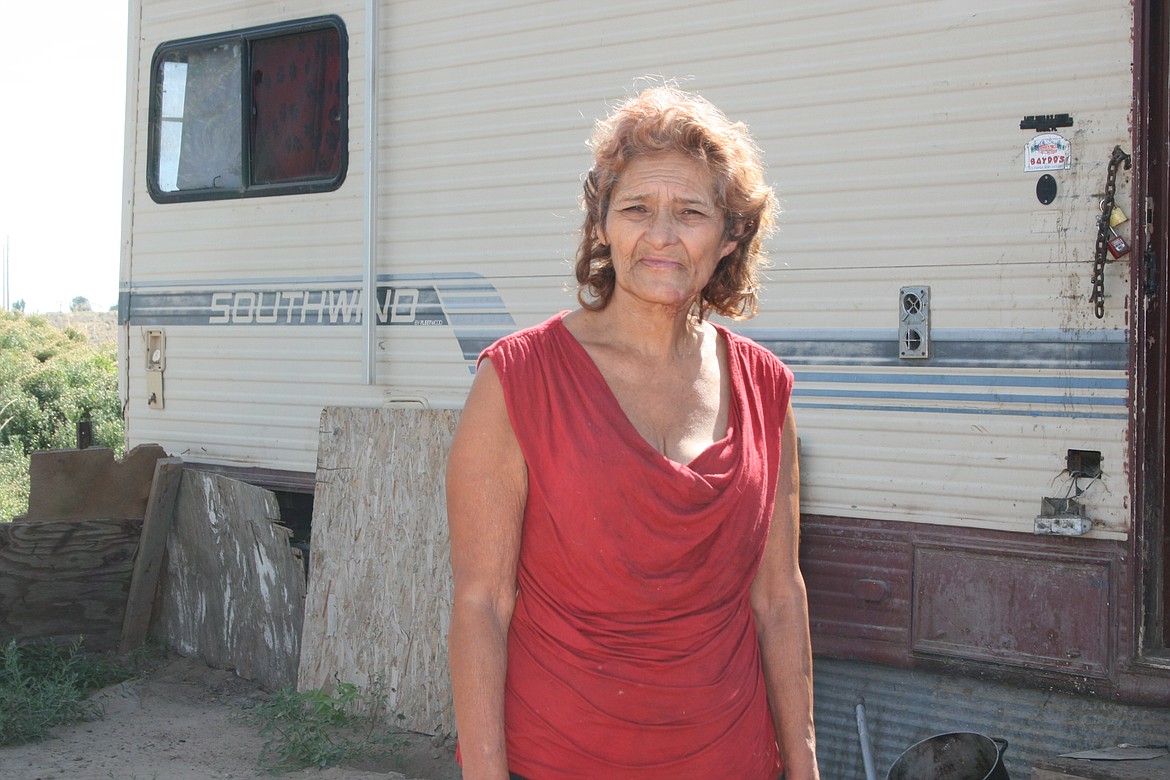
[0,1,130,313]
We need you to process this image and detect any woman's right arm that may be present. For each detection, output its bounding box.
[446,357,528,780]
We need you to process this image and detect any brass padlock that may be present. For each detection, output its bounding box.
[1109,206,1129,228]
[1107,226,1131,258]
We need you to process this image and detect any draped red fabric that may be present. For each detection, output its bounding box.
[250,28,342,184]
[478,313,791,779]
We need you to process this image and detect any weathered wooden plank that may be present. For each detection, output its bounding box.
[1031,754,1170,779]
[299,407,458,736]
[153,470,305,690]
[24,444,167,522]
[119,457,185,654]
[0,518,142,651]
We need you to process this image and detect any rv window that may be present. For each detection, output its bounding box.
[147,17,347,202]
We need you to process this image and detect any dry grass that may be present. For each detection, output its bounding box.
[39,312,118,347]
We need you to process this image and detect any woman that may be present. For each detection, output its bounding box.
[447,85,819,780]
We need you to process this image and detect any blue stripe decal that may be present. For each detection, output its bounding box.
[736,327,1128,371]
[792,371,1127,390]
[441,297,510,309]
[453,329,514,361]
[793,401,1127,420]
[120,273,1130,420]
[122,273,518,330]
[737,327,1127,344]
[794,388,1123,406]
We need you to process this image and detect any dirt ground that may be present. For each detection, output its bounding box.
[0,655,462,780]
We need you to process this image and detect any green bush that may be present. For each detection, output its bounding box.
[238,677,406,773]
[0,443,30,521]
[0,312,123,520]
[0,638,156,746]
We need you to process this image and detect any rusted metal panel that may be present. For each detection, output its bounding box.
[799,515,1169,701]
[911,543,1115,678]
[800,517,914,664]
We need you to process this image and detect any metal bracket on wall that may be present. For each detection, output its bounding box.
[1019,113,1073,132]
[1034,496,1092,535]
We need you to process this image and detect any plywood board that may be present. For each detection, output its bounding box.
[0,518,141,651]
[25,444,167,522]
[299,407,458,736]
[154,470,304,690]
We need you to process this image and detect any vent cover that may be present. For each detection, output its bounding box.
[899,286,930,359]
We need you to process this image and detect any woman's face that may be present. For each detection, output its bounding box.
[599,152,738,314]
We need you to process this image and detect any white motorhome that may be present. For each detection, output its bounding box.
[120,1,1170,775]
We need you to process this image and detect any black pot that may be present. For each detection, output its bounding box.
[886,732,1009,780]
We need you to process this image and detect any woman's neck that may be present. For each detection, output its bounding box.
[569,297,708,364]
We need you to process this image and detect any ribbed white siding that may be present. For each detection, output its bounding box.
[123,0,1135,537]
[124,0,367,471]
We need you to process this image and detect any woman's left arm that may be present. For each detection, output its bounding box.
[750,402,820,780]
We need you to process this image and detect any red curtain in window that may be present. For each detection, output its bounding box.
[250,28,342,185]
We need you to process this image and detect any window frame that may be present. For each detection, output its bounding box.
[146,15,348,204]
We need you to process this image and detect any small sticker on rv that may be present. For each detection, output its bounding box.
[1024,133,1071,172]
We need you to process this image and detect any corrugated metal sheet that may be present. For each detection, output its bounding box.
[814,657,1170,780]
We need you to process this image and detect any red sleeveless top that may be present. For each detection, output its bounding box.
[482,313,792,779]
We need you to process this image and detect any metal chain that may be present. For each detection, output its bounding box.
[1090,145,1132,319]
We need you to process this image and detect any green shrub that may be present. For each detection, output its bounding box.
[0,443,30,520]
[238,677,406,773]
[0,638,156,746]
[0,312,123,520]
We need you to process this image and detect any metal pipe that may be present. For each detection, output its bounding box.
[857,700,879,780]
[361,0,379,384]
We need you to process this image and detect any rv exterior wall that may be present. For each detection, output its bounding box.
[122,2,1134,538]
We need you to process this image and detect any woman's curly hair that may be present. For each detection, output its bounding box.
[576,85,777,320]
